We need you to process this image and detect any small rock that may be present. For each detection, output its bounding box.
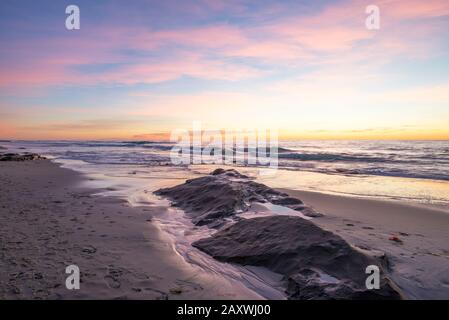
[389,236,403,244]
[169,287,183,294]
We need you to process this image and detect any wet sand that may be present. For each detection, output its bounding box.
[279,189,449,299]
[0,160,262,299]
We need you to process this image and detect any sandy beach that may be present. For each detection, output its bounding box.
[0,160,263,300]
[280,189,449,299]
[0,158,448,299]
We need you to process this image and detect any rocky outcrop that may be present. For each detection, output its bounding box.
[155,169,322,227]
[193,215,403,300]
[156,169,403,299]
[0,153,46,161]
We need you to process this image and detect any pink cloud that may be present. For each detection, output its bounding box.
[380,0,449,20]
[149,25,247,48]
[1,0,448,88]
[0,25,260,87]
[93,53,262,85]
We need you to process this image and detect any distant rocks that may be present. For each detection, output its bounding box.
[0,152,46,162]
[193,216,403,300]
[155,168,322,227]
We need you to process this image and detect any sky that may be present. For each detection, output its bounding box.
[0,0,448,140]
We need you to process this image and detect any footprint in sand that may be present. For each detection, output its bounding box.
[104,266,124,289]
[82,245,97,254]
[104,275,121,289]
[144,287,168,300]
[175,279,204,292]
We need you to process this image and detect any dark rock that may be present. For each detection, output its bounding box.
[211,168,226,175]
[211,168,249,178]
[193,215,403,300]
[155,169,322,227]
[271,196,303,205]
[0,152,46,162]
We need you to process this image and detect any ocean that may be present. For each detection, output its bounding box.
[2,140,449,208]
[2,139,448,299]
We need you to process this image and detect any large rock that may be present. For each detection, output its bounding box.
[193,215,403,300]
[155,169,321,227]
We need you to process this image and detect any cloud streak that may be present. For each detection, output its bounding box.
[1,0,447,88]
[1,0,448,139]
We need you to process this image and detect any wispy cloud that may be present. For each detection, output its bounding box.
[2,0,447,88]
[1,0,448,139]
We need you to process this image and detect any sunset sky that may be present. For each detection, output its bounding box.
[1,0,448,140]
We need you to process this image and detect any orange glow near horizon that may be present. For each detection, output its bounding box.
[1,0,449,141]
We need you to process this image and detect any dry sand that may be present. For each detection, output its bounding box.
[279,189,449,299]
[0,160,261,299]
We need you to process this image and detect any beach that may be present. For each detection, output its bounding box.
[280,189,449,299]
[0,160,265,299]
[2,0,449,307]
[1,156,448,299]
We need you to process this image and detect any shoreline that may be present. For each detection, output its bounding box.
[0,160,263,299]
[4,141,449,210]
[1,158,448,299]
